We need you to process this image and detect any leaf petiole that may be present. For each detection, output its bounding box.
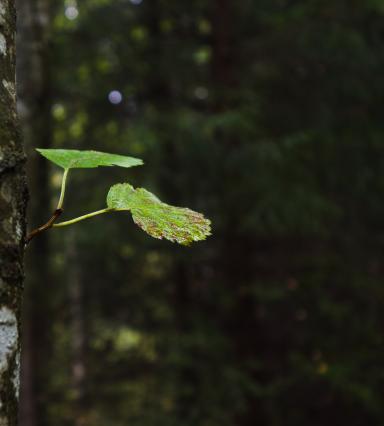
[57,168,69,209]
[52,208,116,227]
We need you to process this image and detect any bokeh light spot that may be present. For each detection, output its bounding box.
[52,104,66,121]
[65,6,79,20]
[108,90,123,105]
[194,86,209,100]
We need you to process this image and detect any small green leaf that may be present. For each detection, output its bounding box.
[107,183,211,245]
[36,148,143,169]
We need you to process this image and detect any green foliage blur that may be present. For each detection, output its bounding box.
[28,0,384,425]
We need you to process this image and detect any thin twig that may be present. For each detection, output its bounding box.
[25,208,63,245]
[25,168,69,246]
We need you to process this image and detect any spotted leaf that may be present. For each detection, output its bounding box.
[107,183,211,245]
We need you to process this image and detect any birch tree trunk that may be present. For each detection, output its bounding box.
[0,0,27,424]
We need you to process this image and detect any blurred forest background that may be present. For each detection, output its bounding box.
[15,0,384,425]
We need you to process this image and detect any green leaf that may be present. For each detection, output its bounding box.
[36,148,143,169]
[107,183,211,245]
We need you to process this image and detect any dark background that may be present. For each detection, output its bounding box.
[16,0,384,425]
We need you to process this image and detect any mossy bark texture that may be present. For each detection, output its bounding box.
[0,0,27,425]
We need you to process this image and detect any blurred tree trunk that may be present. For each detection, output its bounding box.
[210,1,263,424]
[16,0,52,425]
[67,230,88,426]
[0,0,28,424]
[211,0,233,110]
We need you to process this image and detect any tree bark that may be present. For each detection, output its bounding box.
[0,0,27,425]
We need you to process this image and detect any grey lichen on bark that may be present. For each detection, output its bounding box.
[0,0,27,425]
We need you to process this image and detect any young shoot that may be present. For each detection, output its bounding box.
[26,149,211,246]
